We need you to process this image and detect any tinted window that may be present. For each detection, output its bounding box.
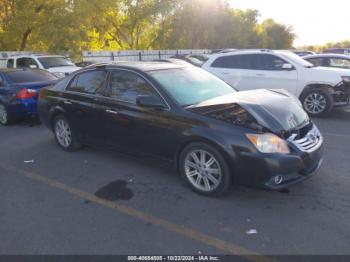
[109,70,157,104]
[67,70,107,94]
[211,54,254,69]
[328,58,350,69]
[306,58,324,67]
[150,67,235,107]
[6,70,57,83]
[7,59,14,68]
[38,57,74,69]
[17,58,38,68]
[255,54,288,70]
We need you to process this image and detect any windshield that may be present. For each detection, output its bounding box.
[38,57,74,69]
[7,70,57,83]
[279,51,315,67]
[150,67,236,107]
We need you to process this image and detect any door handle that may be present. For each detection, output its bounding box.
[256,73,265,77]
[106,109,118,115]
[63,100,73,105]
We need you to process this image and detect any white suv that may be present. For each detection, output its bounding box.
[6,54,81,78]
[202,50,350,116]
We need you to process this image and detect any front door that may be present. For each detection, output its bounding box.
[97,69,178,159]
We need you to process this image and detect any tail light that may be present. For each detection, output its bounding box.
[16,88,37,99]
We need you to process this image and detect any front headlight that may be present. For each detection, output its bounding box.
[246,133,290,154]
[52,72,66,78]
[341,76,350,83]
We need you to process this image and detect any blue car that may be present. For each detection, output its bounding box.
[0,68,58,125]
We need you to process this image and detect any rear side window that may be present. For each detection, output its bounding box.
[6,70,57,83]
[67,70,107,94]
[211,54,254,69]
[7,59,14,68]
[108,70,157,104]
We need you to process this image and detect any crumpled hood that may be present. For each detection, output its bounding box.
[187,89,309,134]
[47,66,81,73]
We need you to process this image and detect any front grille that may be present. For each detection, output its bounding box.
[288,124,323,153]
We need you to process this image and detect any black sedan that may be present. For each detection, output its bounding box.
[38,62,324,196]
[0,68,57,125]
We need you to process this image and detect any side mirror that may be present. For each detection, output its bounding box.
[281,63,294,70]
[29,64,38,69]
[136,95,167,110]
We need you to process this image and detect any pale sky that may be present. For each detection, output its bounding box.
[229,0,350,46]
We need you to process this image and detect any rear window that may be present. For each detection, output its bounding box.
[6,70,57,83]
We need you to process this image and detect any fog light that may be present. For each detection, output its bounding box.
[274,175,283,185]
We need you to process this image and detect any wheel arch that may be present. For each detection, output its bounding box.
[175,136,237,178]
[49,106,67,131]
[299,83,334,99]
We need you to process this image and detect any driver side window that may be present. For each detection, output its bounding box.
[108,70,158,104]
[255,54,289,71]
[17,58,38,68]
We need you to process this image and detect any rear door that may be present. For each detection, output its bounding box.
[61,69,108,144]
[207,54,258,90]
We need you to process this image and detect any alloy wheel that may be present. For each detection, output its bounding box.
[304,93,327,114]
[184,149,222,192]
[0,104,8,125]
[55,119,72,148]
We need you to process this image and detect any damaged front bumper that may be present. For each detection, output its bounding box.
[332,81,350,107]
[233,123,324,190]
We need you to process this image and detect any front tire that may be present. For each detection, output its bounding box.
[53,115,81,151]
[300,88,333,117]
[179,142,231,196]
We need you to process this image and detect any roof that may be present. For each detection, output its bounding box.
[92,61,186,72]
[7,54,66,59]
[304,54,350,59]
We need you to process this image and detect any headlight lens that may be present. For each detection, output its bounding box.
[341,76,350,82]
[53,72,66,78]
[246,133,290,154]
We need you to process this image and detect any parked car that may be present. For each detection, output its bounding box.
[290,50,316,57]
[6,54,81,78]
[202,49,350,117]
[38,62,323,196]
[0,68,58,125]
[153,58,194,66]
[323,48,350,56]
[170,55,207,67]
[75,61,96,68]
[210,49,237,54]
[304,54,350,69]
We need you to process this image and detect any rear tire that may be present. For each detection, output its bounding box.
[300,88,333,117]
[0,103,12,126]
[179,142,231,197]
[53,115,82,151]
